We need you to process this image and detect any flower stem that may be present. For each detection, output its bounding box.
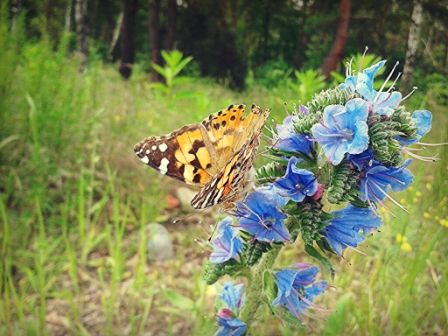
[238,244,282,330]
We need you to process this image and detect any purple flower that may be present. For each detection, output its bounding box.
[360,159,414,203]
[215,316,246,336]
[273,157,318,202]
[275,115,314,155]
[311,98,369,165]
[320,204,383,255]
[218,282,245,313]
[210,217,244,264]
[235,190,290,242]
[272,263,327,321]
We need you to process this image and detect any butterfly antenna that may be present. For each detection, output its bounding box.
[172,208,205,224]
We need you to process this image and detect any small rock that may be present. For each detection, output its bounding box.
[146,223,174,261]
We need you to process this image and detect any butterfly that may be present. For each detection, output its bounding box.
[134,104,270,211]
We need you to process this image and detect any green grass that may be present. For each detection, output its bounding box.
[1,33,448,335]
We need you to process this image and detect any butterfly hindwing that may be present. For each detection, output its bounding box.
[134,104,270,209]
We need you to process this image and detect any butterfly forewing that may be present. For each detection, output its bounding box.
[134,104,270,210]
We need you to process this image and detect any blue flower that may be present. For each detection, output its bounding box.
[397,110,432,146]
[360,159,414,203]
[215,316,246,336]
[275,115,314,155]
[273,157,318,202]
[272,263,327,320]
[218,282,245,313]
[340,60,386,92]
[210,217,244,264]
[347,147,374,171]
[311,98,369,165]
[320,204,383,255]
[341,60,401,116]
[236,190,290,242]
[255,183,288,206]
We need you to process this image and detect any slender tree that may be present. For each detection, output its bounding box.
[64,0,72,32]
[11,0,22,31]
[321,0,351,79]
[75,0,89,71]
[401,0,423,93]
[119,0,137,79]
[165,0,177,50]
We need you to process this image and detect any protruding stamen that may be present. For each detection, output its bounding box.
[386,72,402,93]
[358,46,369,74]
[284,101,289,115]
[400,86,418,102]
[374,61,399,103]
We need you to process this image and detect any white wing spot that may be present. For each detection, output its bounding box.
[146,149,150,154]
[159,143,168,152]
[140,156,149,164]
[159,158,169,175]
[152,145,157,151]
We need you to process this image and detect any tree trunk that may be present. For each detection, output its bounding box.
[119,0,137,79]
[321,0,351,79]
[109,11,123,61]
[165,0,177,51]
[75,0,89,72]
[444,29,448,69]
[149,0,162,81]
[400,0,423,93]
[11,0,22,31]
[401,0,423,93]
[64,0,72,33]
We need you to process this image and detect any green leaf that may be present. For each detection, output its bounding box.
[163,289,196,311]
[305,244,334,279]
[322,293,352,336]
[262,270,277,302]
[151,63,166,77]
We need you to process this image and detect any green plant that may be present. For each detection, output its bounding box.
[288,69,327,103]
[149,50,194,102]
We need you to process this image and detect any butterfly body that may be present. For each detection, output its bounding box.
[134,104,270,210]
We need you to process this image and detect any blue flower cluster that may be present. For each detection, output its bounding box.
[208,57,435,333]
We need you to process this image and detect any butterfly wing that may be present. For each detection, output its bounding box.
[191,105,270,209]
[134,104,251,186]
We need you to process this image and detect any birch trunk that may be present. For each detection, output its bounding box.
[401,0,423,93]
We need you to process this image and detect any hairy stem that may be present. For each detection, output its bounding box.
[238,244,281,330]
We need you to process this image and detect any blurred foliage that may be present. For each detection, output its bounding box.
[7,0,447,90]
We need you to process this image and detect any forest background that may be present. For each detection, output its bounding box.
[1,0,448,335]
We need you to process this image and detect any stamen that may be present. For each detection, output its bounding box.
[374,61,399,103]
[400,86,418,102]
[417,141,448,146]
[358,46,369,74]
[402,147,439,162]
[284,101,289,115]
[386,72,402,93]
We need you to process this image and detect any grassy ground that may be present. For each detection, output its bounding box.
[1,35,448,335]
